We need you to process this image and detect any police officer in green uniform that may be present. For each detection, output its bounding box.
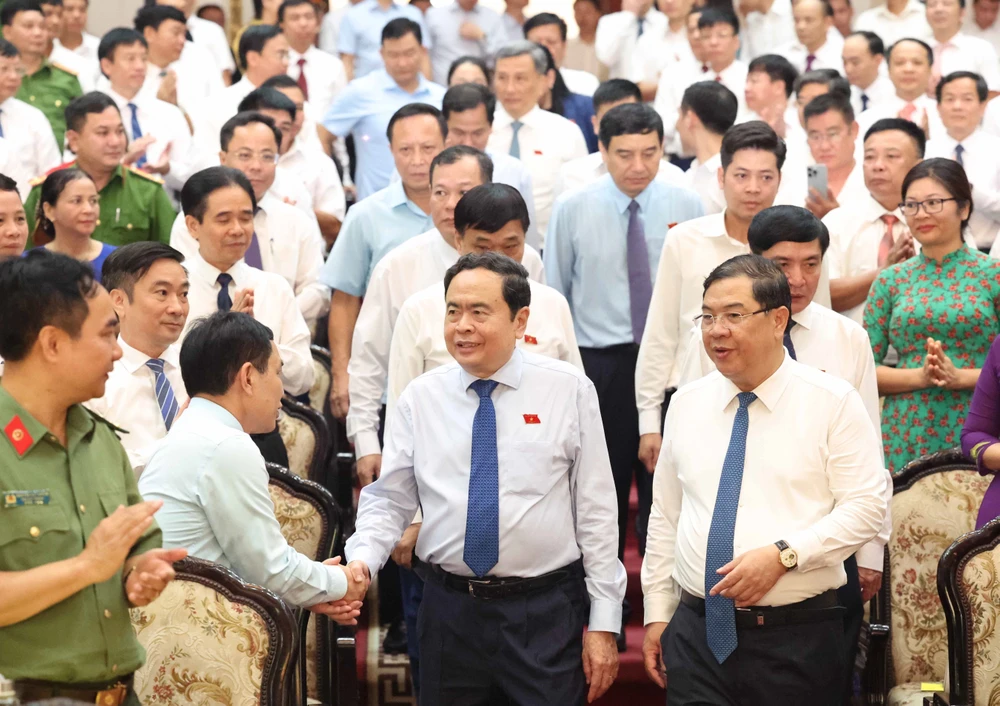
[1,0,82,148]
[0,251,187,705]
[24,92,176,248]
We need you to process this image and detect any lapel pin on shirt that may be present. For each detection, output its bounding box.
[523,414,541,424]
[524,334,538,344]
[668,222,678,229]
[534,149,543,155]
[4,415,33,456]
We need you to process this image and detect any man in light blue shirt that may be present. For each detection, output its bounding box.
[544,102,703,647]
[425,0,506,85]
[322,103,445,420]
[139,310,365,621]
[323,17,446,199]
[338,0,430,79]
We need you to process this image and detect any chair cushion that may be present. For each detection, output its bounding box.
[268,482,323,560]
[889,469,990,684]
[131,578,271,704]
[961,546,1000,706]
[888,683,944,706]
[310,360,331,413]
[278,412,317,480]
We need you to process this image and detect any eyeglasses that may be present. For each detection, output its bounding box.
[806,129,846,145]
[899,197,958,216]
[231,150,278,165]
[693,308,771,330]
[701,30,736,40]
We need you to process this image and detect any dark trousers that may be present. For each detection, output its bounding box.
[838,555,864,704]
[662,601,847,706]
[579,345,652,559]
[399,565,425,695]
[416,571,587,705]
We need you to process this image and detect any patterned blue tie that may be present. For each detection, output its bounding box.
[509,121,523,159]
[144,358,179,430]
[128,103,146,168]
[704,391,757,664]
[217,273,233,312]
[463,378,500,577]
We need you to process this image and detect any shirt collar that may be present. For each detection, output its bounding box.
[0,384,96,457]
[189,251,248,284]
[791,301,817,330]
[860,192,903,221]
[117,337,181,374]
[718,349,794,413]
[186,397,244,431]
[458,348,523,392]
[606,174,656,214]
[385,179,430,218]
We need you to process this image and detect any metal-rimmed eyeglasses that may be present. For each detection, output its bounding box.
[693,308,771,330]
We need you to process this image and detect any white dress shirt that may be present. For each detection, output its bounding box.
[560,67,600,97]
[741,0,798,60]
[139,398,348,608]
[0,97,61,199]
[856,93,946,144]
[279,134,348,222]
[287,45,348,117]
[595,9,668,79]
[49,42,97,92]
[85,338,188,473]
[346,226,545,457]
[634,211,833,433]
[630,25,694,85]
[932,33,1000,91]
[685,153,725,215]
[188,14,237,75]
[777,35,846,75]
[141,42,227,124]
[170,191,329,327]
[854,0,932,46]
[387,279,583,420]
[346,348,628,632]
[642,353,888,624]
[182,254,315,396]
[983,94,1000,137]
[54,33,99,65]
[850,74,897,115]
[963,14,1000,57]
[555,151,687,201]
[488,105,589,242]
[926,129,1000,248]
[655,61,749,154]
[193,76,261,161]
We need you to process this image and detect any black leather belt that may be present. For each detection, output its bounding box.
[17,674,134,705]
[415,558,583,600]
[680,589,844,627]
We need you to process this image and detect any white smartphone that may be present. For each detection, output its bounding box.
[807,164,828,196]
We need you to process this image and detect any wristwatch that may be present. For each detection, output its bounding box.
[775,540,798,570]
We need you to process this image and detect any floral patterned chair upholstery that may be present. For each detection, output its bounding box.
[309,345,332,415]
[864,449,990,706]
[130,557,298,706]
[267,462,340,706]
[278,397,331,486]
[937,516,1000,706]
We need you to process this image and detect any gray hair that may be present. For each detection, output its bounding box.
[494,41,547,75]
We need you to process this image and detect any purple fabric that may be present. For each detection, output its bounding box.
[244,231,263,269]
[961,335,1000,528]
[626,200,652,343]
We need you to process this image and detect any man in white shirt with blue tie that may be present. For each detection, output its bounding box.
[641,254,887,705]
[347,251,626,704]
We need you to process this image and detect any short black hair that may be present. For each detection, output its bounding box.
[386,102,447,143]
[936,70,988,103]
[454,183,530,238]
[180,312,274,397]
[592,78,642,114]
[444,251,531,320]
[0,172,19,194]
[98,27,148,66]
[277,0,315,23]
[523,12,568,41]
[65,91,120,133]
[848,30,884,56]
[748,205,830,256]
[803,91,855,125]
[720,120,787,171]
[261,74,300,92]
[220,111,282,152]
[447,55,490,85]
[902,157,974,230]
[443,82,495,124]
[238,86,297,121]
[747,54,799,98]
[0,38,19,58]
[430,145,493,184]
[382,16,422,44]
[34,168,93,239]
[887,37,934,66]
[181,166,257,223]
[101,242,185,300]
[0,250,99,362]
[239,23,282,70]
[680,81,739,136]
[793,69,851,99]
[863,117,926,157]
[598,102,663,149]
[702,253,792,316]
[575,0,602,10]
[697,7,739,35]
[1,0,43,26]
[134,4,186,33]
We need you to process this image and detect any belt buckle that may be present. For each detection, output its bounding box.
[96,683,127,706]
[467,578,492,598]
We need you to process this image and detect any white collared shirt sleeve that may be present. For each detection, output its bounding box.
[269,275,316,397]
[386,296,427,424]
[595,11,641,76]
[169,212,198,260]
[292,212,332,326]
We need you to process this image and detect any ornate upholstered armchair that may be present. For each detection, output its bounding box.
[130,557,298,706]
[864,449,990,706]
[308,344,357,515]
[935,516,1000,706]
[309,345,332,415]
[278,397,332,485]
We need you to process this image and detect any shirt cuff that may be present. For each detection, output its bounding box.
[639,408,663,436]
[643,589,680,625]
[353,431,382,459]
[588,598,623,633]
[855,541,885,572]
[323,563,349,602]
[346,547,381,578]
[785,528,824,574]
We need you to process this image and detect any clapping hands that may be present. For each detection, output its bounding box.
[310,556,371,625]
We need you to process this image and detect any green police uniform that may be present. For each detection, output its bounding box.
[0,385,162,686]
[17,58,83,149]
[25,164,177,248]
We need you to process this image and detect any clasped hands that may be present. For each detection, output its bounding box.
[309,557,371,625]
[922,337,966,390]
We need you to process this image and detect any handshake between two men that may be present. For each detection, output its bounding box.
[308,557,373,625]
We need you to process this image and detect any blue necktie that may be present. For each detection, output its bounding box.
[783,320,797,360]
[0,108,5,138]
[145,358,179,431]
[463,378,500,577]
[704,391,757,664]
[627,200,653,343]
[955,143,965,167]
[217,272,233,312]
[861,93,869,112]
[509,120,523,159]
[128,103,146,168]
